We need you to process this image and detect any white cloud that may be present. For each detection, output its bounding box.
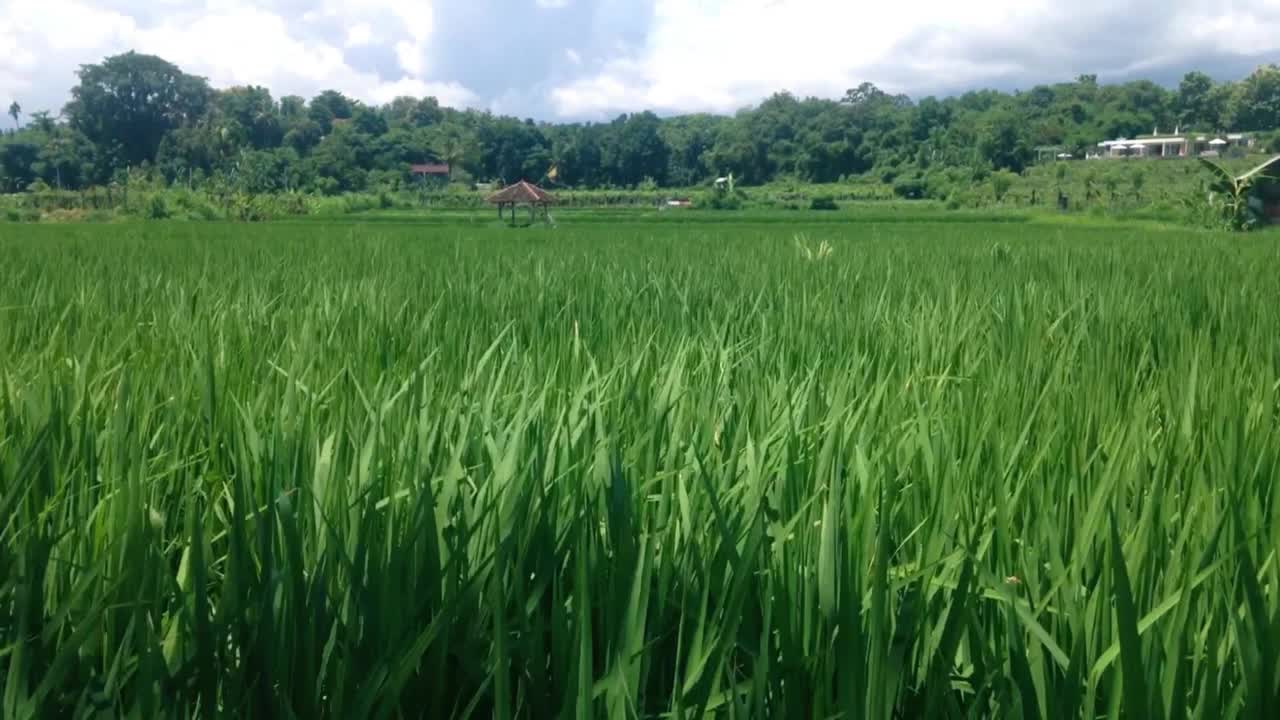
[368,76,479,108]
[0,0,471,114]
[345,22,375,48]
[550,0,1280,118]
[395,40,427,76]
[3,0,1280,121]
[0,0,137,103]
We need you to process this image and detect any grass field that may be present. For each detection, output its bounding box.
[2,215,1279,718]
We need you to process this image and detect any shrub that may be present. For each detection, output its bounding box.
[705,192,743,210]
[145,194,171,220]
[991,171,1017,203]
[809,195,838,211]
[892,175,927,200]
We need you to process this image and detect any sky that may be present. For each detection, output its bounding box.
[2,0,1279,121]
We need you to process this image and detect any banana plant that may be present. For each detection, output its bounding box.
[1197,158,1261,231]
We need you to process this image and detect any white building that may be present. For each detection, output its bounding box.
[1091,131,1255,160]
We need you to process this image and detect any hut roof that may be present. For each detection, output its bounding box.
[1238,155,1280,182]
[487,181,555,204]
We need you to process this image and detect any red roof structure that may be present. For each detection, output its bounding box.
[486,180,556,205]
[487,181,556,225]
[410,163,451,175]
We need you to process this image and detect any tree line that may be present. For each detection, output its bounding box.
[3,52,1279,195]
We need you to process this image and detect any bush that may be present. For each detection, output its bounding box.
[991,171,1017,203]
[145,194,171,220]
[276,193,311,217]
[892,175,927,200]
[809,195,838,211]
[705,192,744,210]
[341,193,386,214]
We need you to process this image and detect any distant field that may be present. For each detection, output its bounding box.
[1,218,1278,718]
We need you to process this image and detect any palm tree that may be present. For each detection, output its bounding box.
[7,101,19,130]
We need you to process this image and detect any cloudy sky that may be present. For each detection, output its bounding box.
[2,0,1278,121]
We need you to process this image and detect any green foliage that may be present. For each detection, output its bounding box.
[64,51,212,168]
[1192,157,1264,231]
[809,194,839,210]
[892,174,927,199]
[145,193,170,220]
[991,170,1017,202]
[1,219,1278,717]
[6,52,1280,201]
[704,190,744,210]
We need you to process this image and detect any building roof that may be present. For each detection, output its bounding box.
[1126,136,1186,145]
[487,180,556,204]
[1238,155,1280,182]
[410,163,450,175]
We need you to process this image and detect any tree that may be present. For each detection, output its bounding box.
[411,97,443,128]
[305,133,366,193]
[215,86,282,150]
[351,105,388,137]
[430,123,481,179]
[283,119,323,155]
[1176,71,1215,129]
[34,128,97,189]
[280,95,306,120]
[476,116,550,183]
[0,140,39,191]
[235,147,301,194]
[7,101,19,130]
[64,52,212,167]
[601,112,670,187]
[842,82,887,107]
[29,111,55,134]
[308,90,354,134]
[978,110,1032,172]
[1232,65,1280,132]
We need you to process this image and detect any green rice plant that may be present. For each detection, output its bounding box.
[0,218,1278,718]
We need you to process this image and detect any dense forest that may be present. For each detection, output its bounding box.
[3,52,1280,195]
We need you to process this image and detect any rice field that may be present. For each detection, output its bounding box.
[1,217,1279,718]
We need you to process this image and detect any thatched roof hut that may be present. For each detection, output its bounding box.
[487,181,556,225]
